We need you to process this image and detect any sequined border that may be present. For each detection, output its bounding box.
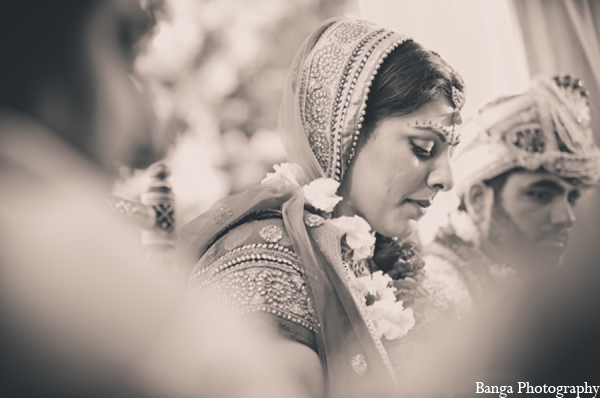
[190,242,317,333]
[190,243,303,282]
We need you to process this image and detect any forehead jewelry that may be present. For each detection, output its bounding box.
[409,120,460,146]
[451,86,465,130]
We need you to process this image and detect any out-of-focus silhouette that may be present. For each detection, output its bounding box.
[0,1,308,397]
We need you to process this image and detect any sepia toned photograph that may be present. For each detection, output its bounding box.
[1,0,599,397]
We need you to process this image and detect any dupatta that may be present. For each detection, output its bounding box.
[174,17,411,396]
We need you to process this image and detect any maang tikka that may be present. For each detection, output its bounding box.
[451,86,465,129]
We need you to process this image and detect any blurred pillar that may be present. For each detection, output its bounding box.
[107,162,176,268]
[142,162,176,268]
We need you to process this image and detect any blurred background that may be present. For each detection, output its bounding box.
[117,0,600,256]
[117,0,362,225]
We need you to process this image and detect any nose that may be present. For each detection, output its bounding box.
[550,199,576,228]
[426,153,454,192]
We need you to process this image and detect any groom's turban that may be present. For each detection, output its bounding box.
[452,75,600,195]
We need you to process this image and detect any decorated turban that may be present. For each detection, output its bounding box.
[452,75,600,195]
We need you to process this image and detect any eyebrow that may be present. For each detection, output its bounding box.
[412,125,449,143]
[527,180,566,194]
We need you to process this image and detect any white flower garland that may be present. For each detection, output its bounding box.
[262,163,415,341]
[261,162,307,187]
[352,271,415,340]
[303,178,343,213]
[329,215,375,262]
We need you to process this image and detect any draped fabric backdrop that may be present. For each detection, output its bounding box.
[513,0,600,143]
[358,0,531,243]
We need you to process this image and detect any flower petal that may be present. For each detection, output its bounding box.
[261,162,306,187]
[367,300,415,340]
[302,178,342,212]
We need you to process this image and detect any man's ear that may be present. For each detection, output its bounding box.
[464,182,495,232]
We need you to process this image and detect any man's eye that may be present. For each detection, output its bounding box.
[568,190,581,206]
[526,190,554,204]
[410,139,435,159]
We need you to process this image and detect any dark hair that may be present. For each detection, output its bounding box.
[484,168,519,203]
[457,168,518,212]
[361,40,466,138]
[457,166,584,211]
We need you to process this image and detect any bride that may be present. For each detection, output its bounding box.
[175,17,465,397]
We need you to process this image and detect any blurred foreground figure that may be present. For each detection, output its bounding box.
[0,1,305,397]
[424,75,600,309]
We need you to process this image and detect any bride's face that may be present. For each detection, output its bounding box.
[337,94,456,239]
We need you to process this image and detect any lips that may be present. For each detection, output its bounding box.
[405,198,432,208]
[404,198,432,218]
[540,230,570,247]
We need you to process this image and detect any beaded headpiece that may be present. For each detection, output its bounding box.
[452,75,600,195]
[452,86,465,126]
[296,18,411,182]
[423,50,464,144]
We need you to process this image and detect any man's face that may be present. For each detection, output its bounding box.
[82,0,163,171]
[487,171,580,270]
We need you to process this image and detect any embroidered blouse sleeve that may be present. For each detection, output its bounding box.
[188,218,319,353]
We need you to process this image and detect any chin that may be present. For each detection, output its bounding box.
[520,244,563,273]
[537,241,567,259]
[376,218,416,241]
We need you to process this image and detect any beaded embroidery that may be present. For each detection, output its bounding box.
[333,21,370,43]
[215,206,234,225]
[190,240,318,334]
[509,125,546,153]
[259,225,283,243]
[304,213,325,228]
[351,354,368,376]
[297,18,410,182]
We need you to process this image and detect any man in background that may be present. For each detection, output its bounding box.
[0,1,305,397]
[393,76,600,396]
[423,75,600,309]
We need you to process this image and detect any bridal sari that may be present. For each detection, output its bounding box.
[174,18,412,397]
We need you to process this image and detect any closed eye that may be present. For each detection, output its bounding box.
[525,189,556,205]
[410,138,435,159]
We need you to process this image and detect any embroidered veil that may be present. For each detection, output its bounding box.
[174,18,415,396]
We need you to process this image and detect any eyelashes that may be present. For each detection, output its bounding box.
[526,190,554,204]
[409,139,435,159]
